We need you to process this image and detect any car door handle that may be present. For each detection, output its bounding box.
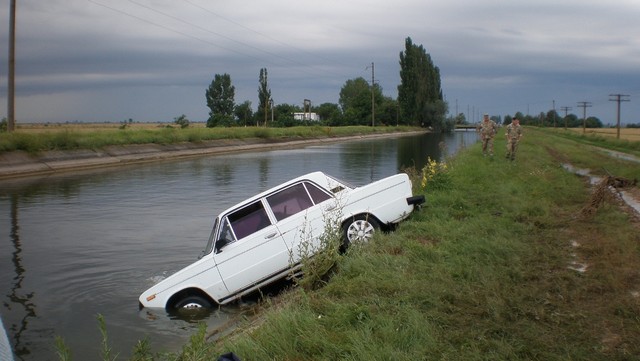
[265,232,278,239]
[325,205,337,211]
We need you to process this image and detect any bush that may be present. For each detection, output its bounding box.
[174,114,190,129]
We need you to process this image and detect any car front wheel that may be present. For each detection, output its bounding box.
[343,215,379,247]
[173,295,212,309]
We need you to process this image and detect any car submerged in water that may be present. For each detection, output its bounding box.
[139,171,425,310]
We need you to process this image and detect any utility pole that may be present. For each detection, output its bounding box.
[7,0,16,132]
[609,94,630,139]
[560,106,572,130]
[367,62,375,127]
[303,99,311,124]
[269,98,274,125]
[576,101,592,134]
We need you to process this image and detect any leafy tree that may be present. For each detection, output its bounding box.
[585,116,603,128]
[454,113,467,125]
[0,117,7,132]
[205,73,235,127]
[377,97,399,126]
[339,77,382,125]
[315,102,342,126]
[272,103,301,127]
[398,37,444,127]
[173,114,190,128]
[563,113,579,128]
[257,68,272,127]
[234,101,254,127]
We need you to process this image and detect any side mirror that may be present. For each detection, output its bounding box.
[214,238,228,254]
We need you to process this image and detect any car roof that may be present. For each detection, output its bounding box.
[216,171,338,217]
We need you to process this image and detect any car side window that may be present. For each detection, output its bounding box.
[219,218,234,243]
[267,183,314,222]
[305,182,332,204]
[267,182,332,222]
[227,200,271,240]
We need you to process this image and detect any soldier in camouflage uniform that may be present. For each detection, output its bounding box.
[477,114,498,157]
[505,117,523,161]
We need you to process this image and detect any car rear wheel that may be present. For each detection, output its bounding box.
[343,215,379,248]
[173,295,213,309]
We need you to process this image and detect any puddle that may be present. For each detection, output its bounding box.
[596,148,640,164]
[561,163,640,215]
[567,240,588,273]
[619,190,640,215]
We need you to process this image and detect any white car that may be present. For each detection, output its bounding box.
[139,171,424,310]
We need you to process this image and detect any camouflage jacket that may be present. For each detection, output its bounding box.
[478,120,498,139]
[506,123,522,141]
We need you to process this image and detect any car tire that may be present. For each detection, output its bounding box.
[343,215,379,249]
[173,295,213,309]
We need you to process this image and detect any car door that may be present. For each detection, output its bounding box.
[267,181,334,264]
[213,199,289,299]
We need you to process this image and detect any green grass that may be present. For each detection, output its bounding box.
[542,127,640,157]
[0,126,419,154]
[204,128,640,360]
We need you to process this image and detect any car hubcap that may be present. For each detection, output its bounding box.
[181,302,203,309]
[348,220,374,242]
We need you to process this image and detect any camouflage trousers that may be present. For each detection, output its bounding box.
[481,136,494,156]
[506,139,519,160]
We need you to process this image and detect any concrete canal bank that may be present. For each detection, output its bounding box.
[0,131,427,180]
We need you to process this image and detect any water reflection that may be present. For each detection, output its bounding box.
[6,195,38,360]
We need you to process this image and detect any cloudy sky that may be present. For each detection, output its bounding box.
[1,0,639,124]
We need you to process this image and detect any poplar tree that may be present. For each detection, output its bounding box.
[398,37,445,128]
[257,68,272,126]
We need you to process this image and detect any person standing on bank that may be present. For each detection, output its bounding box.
[478,113,498,157]
[505,116,523,161]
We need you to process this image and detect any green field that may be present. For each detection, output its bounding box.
[0,125,421,154]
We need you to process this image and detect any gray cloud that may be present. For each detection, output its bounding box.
[1,0,639,124]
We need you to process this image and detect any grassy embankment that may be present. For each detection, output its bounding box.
[0,125,419,154]
[190,127,638,361]
[56,127,640,360]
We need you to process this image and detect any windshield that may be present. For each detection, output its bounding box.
[202,217,219,257]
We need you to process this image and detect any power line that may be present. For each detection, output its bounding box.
[609,94,630,139]
[87,0,261,61]
[88,0,359,92]
[128,0,307,68]
[182,0,354,70]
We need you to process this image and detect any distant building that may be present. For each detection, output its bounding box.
[293,112,320,122]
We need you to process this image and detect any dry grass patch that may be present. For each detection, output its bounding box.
[569,127,640,141]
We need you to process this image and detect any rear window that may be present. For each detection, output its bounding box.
[267,183,313,222]
[306,182,332,204]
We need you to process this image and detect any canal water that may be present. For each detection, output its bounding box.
[0,131,477,360]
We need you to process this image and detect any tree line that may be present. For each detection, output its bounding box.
[202,37,450,130]
[487,111,605,129]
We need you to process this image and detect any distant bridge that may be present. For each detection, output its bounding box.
[455,124,478,130]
